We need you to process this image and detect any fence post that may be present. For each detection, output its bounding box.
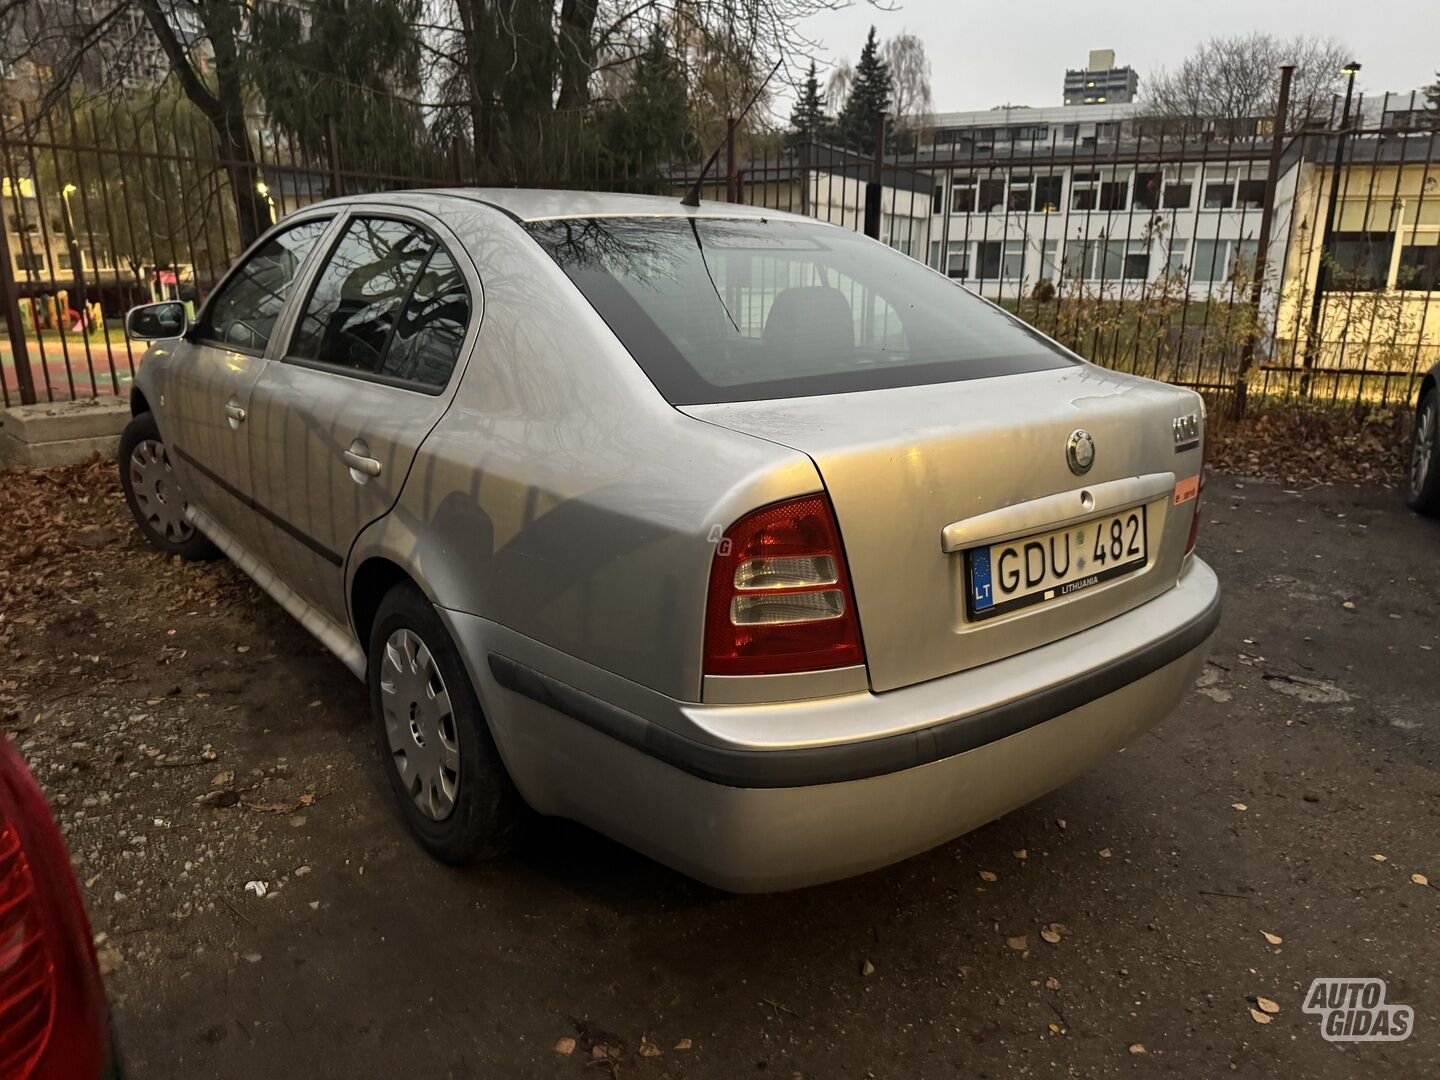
[327,115,344,198]
[1232,64,1294,419]
[0,220,37,406]
[725,116,737,203]
[864,112,887,240]
[1301,62,1362,398]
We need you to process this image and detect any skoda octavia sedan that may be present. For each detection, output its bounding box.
[119,190,1219,892]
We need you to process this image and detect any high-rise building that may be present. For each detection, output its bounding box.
[1063,49,1139,106]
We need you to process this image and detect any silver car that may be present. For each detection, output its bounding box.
[119,190,1219,892]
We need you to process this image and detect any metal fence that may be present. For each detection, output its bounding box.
[2,82,1438,417]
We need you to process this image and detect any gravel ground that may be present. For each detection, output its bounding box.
[2,459,1437,1078]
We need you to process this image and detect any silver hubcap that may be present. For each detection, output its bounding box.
[379,628,459,820]
[1413,400,1436,498]
[129,439,195,543]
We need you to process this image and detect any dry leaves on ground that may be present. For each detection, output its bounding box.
[1208,404,1408,489]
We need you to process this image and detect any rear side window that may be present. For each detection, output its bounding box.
[197,218,331,353]
[526,217,1074,405]
[288,216,471,391]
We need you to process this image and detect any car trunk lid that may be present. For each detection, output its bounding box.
[682,366,1203,692]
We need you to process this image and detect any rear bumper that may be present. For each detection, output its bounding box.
[449,557,1220,891]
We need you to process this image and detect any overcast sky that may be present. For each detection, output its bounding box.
[798,0,1437,113]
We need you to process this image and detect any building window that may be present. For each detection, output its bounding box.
[1099,181,1128,212]
[930,241,969,279]
[952,179,976,214]
[978,178,1006,213]
[1236,179,1267,210]
[1397,241,1440,291]
[1008,177,1032,212]
[57,252,72,270]
[15,252,44,273]
[1071,173,1099,212]
[1034,176,1063,213]
[971,242,1026,280]
[1203,181,1235,210]
[932,185,944,215]
[1063,124,1080,140]
[1321,232,1391,291]
[1194,238,1262,284]
[1163,182,1193,209]
[1166,238,1188,275]
[1134,171,1162,211]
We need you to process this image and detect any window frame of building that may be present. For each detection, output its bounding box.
[1320,231,1393,293]
[1397,238,1440,291]
[1099,179,1128,212]
[1202,178,1236,211]
[1133,171,1162,211]
[1007,176,1033,213]
[952,178,977,214]
[1236,179,1267,211]
[1034,175,1064,213]
[977,178,1006,213]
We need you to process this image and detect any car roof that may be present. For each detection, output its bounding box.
[356,188,818,225]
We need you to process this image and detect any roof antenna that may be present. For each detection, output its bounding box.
[681,58,784,208]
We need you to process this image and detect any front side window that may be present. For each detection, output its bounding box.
[527,217,1074,405]
[197,218,330,352]
[288,217,471,389]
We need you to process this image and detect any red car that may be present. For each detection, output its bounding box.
[0,735,118,1078]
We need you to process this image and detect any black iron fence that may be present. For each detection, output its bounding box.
[2,84,1437,417]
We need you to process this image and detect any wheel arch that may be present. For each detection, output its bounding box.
[129,388,150,417]
[1420,370,1437,411]
[349,557,424,652]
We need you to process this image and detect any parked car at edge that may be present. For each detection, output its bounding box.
[0,735,119,1077]
[118,191,1220,892]
[1408,362,1440,516]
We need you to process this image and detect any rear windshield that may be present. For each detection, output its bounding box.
[526,216,1075,405]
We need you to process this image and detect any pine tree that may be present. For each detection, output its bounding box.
[788,61,828,146]
[603,34,693,172]
[836,27,893,154]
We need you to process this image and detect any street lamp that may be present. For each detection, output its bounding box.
[255,179,276,225]
[58,182,90,333]
[1301,60,1363,396]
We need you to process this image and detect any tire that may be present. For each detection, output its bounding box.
[118,412,221,561]
[368,582,521,863]
[1407,387,1440,517]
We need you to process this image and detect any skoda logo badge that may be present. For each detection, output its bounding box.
[1067,429,1095,475]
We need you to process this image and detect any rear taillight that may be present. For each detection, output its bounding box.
[0,740,109,1080]
[0,823,54,1078]
[704,494,866,676]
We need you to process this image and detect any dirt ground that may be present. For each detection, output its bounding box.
[1,458,1437,1079]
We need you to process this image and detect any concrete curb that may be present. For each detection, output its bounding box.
[0,399,130,467]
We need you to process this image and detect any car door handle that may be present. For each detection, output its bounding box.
[224,403,246,423]
[342,448,382,478]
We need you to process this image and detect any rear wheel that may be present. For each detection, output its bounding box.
[118,412,220,560]
[1408,387,1440,517]
[367,582,521,863]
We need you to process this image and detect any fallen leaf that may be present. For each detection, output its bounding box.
[1041,922,1067,945]
[674,1038,693,1051]
[553,1037,576,1055]
[1048,1022,1063,1035]
[638,1038,661,1058]
[861,959,875,976]
[1372,853,1389,862]
[235,644,250,653]
[1013,849,1028,860]
[1099,848,1113,859]
[1128,1043,1147,1055]
[1262,932,1283,946]
[1412,873,1430,886]
[95,944,123,976]
[979,870,998,882]
[591,1044,621,1061]
[1250,1008,1272,1025]
[1006,935,1029,952]
[210,770,234,787]
[1045,976,1062,991]
[1056,818,1067,829]
[1342,600,1356,610]
[1256,997,1280,1015]
[1231,803,1248,812]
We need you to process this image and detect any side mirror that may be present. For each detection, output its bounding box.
[125,301,189,341]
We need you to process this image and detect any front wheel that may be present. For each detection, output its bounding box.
[118,412,221,560]
[368,582,522,864]
[1407,388,1440,517]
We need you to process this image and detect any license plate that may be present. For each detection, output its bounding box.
[967,507,1148,620]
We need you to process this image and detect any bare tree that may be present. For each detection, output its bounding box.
[1144,34,1354,131]
[883,31,932,132]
